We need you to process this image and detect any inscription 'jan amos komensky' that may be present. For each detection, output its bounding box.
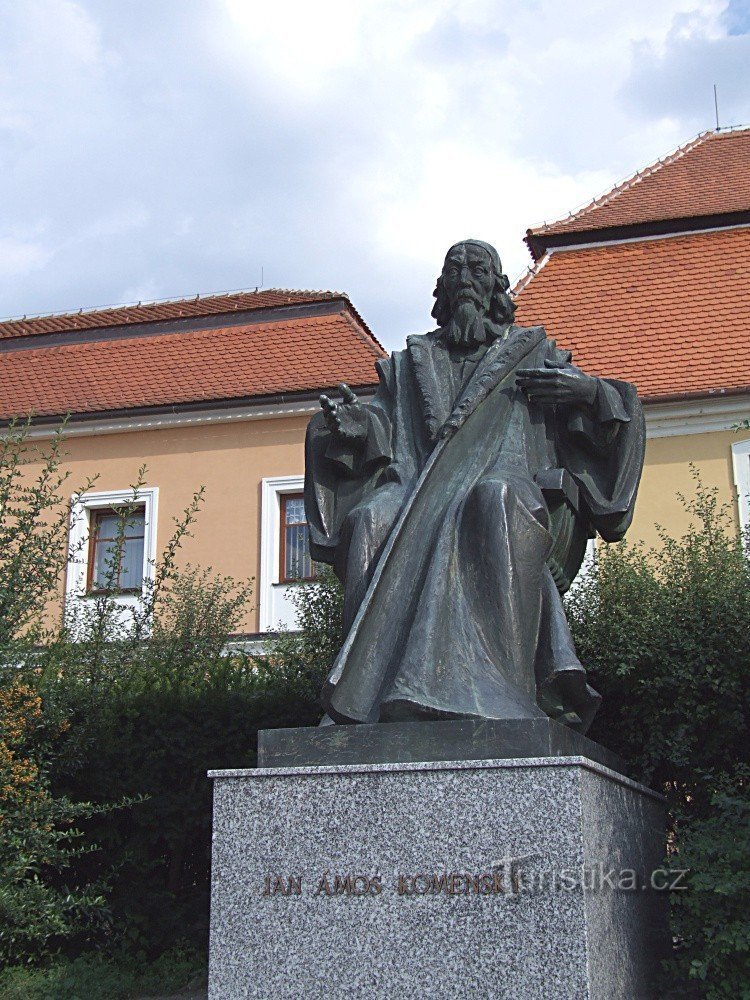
[262,869,520,899]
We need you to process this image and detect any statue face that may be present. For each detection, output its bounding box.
[441,244,495,318]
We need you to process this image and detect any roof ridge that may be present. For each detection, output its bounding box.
[0,286,347,327]
[528,130,714,236]
[511,254,551,297]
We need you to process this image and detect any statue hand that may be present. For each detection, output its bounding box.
[516,360,598,407]
[319,383,368,442]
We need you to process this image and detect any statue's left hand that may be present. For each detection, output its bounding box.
[516,360,598,407]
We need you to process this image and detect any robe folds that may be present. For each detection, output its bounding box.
[304,322,645,733]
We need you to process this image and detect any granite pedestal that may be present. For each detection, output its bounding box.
[209,741,666,999]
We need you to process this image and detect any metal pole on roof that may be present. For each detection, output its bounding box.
[714,84,720,130]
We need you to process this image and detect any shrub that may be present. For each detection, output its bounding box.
[0,679,117,965]
[265,565,344,695]
[0,420,95,654]
[0,941,205,999]
[36,566,323,956]
[0,418,326,963]
[566,474,750,997]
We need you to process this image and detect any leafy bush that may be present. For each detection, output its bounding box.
[40,566,323,956]
[0,420,323,965]
[669,775,750,999]
[0,941,204,999]
[0,421,118,964]
[566,474,750,997]
[265,565,344,693]
[0,679,120,965]
[0,420,95,654]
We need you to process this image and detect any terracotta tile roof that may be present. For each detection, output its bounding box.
[527,128,750,241]
[0,305,384,420]
[0,288,347,341]
[513,226,750,401]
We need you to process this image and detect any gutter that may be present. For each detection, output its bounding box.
[0,383,380,434]
[640,385,750,405]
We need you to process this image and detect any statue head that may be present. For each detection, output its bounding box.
[431,239,516,328]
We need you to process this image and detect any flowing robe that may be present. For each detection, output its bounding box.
[305,322,645,732]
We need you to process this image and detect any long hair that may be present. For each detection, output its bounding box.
[431,258,516,328]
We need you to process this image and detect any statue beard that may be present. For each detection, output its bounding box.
[445,299,488,348]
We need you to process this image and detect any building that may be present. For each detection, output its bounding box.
[514,126,750,547]
[0,290,382,640]
[4,127,749,644]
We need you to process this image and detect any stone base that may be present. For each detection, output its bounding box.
[209,754,667,999]
[257,716,626,774]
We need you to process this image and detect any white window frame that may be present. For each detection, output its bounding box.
[731,439,750,533]
[566,536,596,596]
[260,475,313,631]
[65,486,159,617]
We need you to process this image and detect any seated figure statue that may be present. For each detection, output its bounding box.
[304,240,645,732]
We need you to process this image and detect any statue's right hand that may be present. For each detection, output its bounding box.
[319,383,368,442]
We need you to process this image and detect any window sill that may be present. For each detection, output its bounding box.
[82,589,145,598]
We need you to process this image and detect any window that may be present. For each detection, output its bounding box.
[571,536,596,589]
[66,487,159,619]
[732,439,750,532]
[279,494,316,583]
[87,506,146,593]
[259,476,317,631]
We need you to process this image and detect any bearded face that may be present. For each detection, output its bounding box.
[440,244,496,347]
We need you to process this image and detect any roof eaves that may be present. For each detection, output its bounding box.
[640,385,750,405]
[5,382,383,428]
[339,299,387,356]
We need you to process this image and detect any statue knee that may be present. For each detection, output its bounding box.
[346,502,391,555]
[469,476,514,513]
[468,475,548,529]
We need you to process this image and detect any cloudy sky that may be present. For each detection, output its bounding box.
[1,0,749,349]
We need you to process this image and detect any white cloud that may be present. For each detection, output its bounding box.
[0,236,53,281]
[0,0,748,348]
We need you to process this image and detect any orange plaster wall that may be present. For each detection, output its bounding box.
[29,414,310,633]
[25,415,746,632]
[623,428,741,551]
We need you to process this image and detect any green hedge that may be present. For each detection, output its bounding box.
[566,476,750,998]
[31,572,325,957]
[0,423,325,966]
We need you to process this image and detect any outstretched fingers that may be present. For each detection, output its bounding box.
[338,383,358,404]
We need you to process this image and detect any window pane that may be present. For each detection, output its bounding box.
[92,539,120,589]
[89,507,146,591]
[95,513,121,538]
[285,524,314,580]
[94,509,144,539]
[285,497,306,525]
[119,537,144,590]
[122,512,145,539]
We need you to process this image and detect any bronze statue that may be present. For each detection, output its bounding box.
[305,240,644,731]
